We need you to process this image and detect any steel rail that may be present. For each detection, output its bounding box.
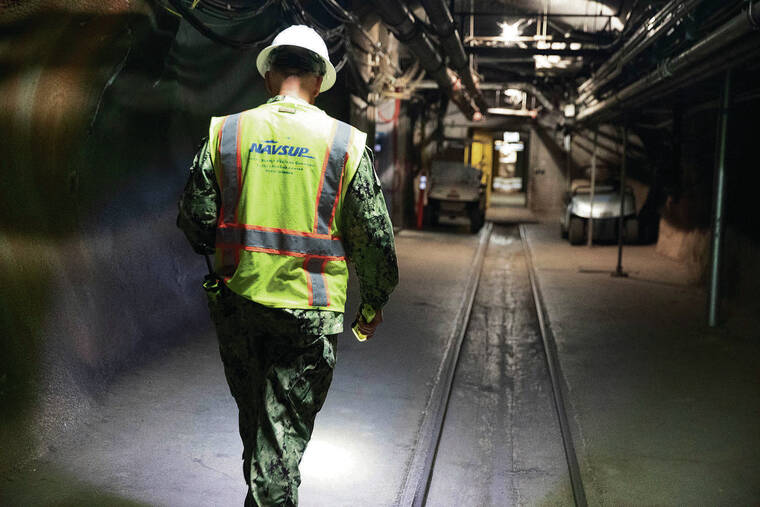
[519,225,588,507]
[395,222,492,507]
[400,224,586,505]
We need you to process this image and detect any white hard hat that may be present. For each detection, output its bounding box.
[256,25,336,92]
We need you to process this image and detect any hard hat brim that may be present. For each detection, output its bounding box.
[256,44,337,92]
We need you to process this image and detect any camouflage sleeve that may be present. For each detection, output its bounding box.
[177,138,219,255]
[342,147,399,311]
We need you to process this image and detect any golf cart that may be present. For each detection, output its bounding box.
[560,180,639,245]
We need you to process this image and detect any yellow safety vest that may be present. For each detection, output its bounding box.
[208,97,367,312]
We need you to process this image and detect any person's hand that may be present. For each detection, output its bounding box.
[357,308,383,340]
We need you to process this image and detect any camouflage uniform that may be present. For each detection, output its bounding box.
[177,97,398,506]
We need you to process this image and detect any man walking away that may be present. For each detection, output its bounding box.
[177,24,398,506]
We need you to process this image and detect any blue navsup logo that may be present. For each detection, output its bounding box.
[250,139,315,159]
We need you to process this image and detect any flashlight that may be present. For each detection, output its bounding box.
[351,305,377,342]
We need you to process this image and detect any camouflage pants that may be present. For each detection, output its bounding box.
[207,282,337,506]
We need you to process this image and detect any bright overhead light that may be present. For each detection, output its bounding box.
[503,88,524,99]
[503,131,520,143]
[498,20,522,42]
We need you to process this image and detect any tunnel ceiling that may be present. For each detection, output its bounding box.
[160,0,760,124]
[445,0,629,96]
[446,0,758,124]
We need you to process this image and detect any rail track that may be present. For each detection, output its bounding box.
[396,222,587,507]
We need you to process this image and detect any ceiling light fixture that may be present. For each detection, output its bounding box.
[498,20,522,43]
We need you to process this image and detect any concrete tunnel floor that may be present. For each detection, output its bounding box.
[2,208,759,505]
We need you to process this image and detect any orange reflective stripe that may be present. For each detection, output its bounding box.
[315,120,352,234]
[313,120,338,232]
[216,226,345,258]
[223,223,339,240]
[303,256,329,307]
[214,244,344,261]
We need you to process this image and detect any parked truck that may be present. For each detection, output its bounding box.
[427,161,486,233]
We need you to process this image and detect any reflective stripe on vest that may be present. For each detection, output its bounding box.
[215,112,354,306]
[304,257,329,307]
[217,113,243,272]
[216,225,345,259]
[314,120,352,234]
[219,113,243,224]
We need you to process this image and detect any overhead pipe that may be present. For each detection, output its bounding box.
[578,0,689,92]
[596,29,759,121]
[419,0,489,113]
[368,0,478,119]
[577,0,760,123]
[577,0,703,104]
[451,9,622,18]
[577,2,665,94]
[618,36,759,117]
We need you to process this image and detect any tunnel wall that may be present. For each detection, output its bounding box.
[654,91,760,316]
[0,1,192,472]
[652,100,718,280]
[0,1,360,472]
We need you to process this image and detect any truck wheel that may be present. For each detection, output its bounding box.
[568,216,584,245]
[625,218,639,244]
[469,205,484,233]
[429,200,439,227]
